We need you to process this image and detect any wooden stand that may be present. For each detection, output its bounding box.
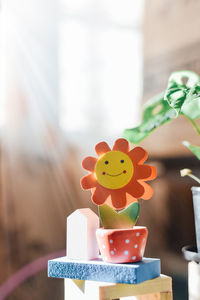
[65,275,173,300]
[48,209,173,300]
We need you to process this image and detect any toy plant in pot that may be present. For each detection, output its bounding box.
[81,138,157,263]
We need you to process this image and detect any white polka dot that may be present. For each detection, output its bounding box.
[125,239,130,244]
[110,239,113,244]
[110,250,114,255]
[134,244,138,248]
[132,256,136,260]
[143,238,145,242]
[136,232,140,237]
[102,244,105,249]
[124,250,129,255]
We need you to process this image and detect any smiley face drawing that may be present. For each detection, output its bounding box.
[95,151,134,189]
[81,138,157,210]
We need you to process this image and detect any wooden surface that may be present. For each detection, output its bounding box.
[64,274,172,300]
[144,0,200,97]
[137,293,172,300]
[98,275,172,299]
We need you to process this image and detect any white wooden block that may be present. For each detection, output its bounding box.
[65,279,86,300]
[65,279,100,300]
[67,208,99,260]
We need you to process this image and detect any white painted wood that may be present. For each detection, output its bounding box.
[64,275,172,300]
[65,279,85,300]
[67,208,99,260]
[188,261,200,300]
[65,278,100,300]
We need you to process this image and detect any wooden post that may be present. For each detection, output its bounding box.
[160,291,173,300]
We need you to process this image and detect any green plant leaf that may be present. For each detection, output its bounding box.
[98,202,140,229]
[124,70,200,144]
[123,92,176,144]
[164,70,200,118]
[182,141,200,160]
[181,84,200,119]
[167,71,200,88]
[119,201,140,223]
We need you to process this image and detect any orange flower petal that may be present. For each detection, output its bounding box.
[95,141,111,156]
[139,181,154,200]
[126,181,145,198]
[128,147,148,165]
[92,185,110,205]
[147,165,157,181]
[112,138,129,153]
[109,190,127,210]
[82,156,97,171]
[135,165,157,180]
[81,174,97,190]
[106,192,137,209]
[81,140,156,209]
[125,194,138,207]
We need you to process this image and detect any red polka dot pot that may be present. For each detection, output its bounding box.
[96,227,148,264]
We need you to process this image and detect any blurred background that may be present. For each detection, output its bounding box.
[0,0,199,299]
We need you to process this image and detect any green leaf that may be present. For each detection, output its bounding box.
[123,70,200,144]
[98,202,140,229]
[164,70,200,118]
[164,71,200,114]
[182,141,200,160]
[123,92,176,144]
[119,202,140,223]
[181,84,200,119]
[167,71,200,88]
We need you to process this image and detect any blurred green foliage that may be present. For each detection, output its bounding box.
[124,70,200,160]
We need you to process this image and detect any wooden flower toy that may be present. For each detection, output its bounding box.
[81,138,157,263]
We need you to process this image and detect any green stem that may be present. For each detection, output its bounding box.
[187,117,200,136]
[188,174,200,185]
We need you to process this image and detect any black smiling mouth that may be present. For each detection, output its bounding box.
[106,172,124,177]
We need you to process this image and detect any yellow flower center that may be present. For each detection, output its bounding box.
[95,151,134,189]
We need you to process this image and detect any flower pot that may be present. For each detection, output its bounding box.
[191,187,200,253]
[182,245,200,300]
[182,187,200,300]
[182,245,200,262]
[96,226,148,263]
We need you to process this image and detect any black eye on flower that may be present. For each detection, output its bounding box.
[105,161,109,164]
[120,160,124,163]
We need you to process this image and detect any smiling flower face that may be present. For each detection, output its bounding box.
[81,138,157,210]
[95,151,134,189]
